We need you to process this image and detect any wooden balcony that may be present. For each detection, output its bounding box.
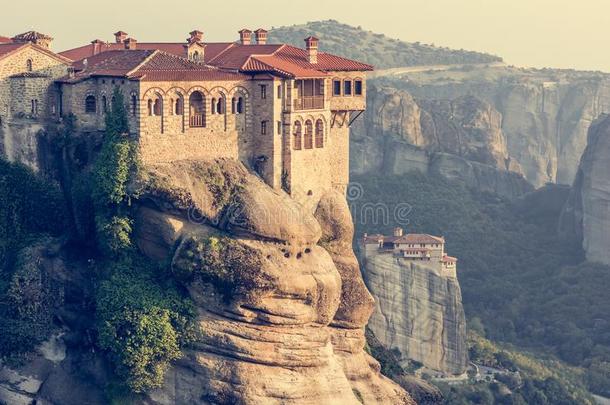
[189,114,205,127]
[294,96,324,111]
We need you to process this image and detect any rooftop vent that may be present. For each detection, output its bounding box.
[114,30,128,44]
[239,29,252,45]
[254,28,267,45]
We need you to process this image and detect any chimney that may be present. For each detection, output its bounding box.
[393,227,403,237]
[254,28,267,45]
[305,36,318,64]
[239,29,252,45]
[188,30,203,43]
[114,31,128,44]
[124,37,137,50]
[91,39,104,55]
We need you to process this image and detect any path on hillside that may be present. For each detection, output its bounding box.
[369,61,506,78]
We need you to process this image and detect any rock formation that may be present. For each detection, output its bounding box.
[561,115,610,265]
[132,159,413,404]
[351,86,533,199]
[361,252,468,375]
[399,69,610,187]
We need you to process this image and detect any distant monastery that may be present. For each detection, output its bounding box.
[0,29,372,202]
[362,227,457,277]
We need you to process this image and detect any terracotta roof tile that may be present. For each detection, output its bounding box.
[442,255,458,263]
[0,43,26,60]
[206,44,283,68]
[364,233,445,245]
[59,42,234,62]
[0,36,12,44]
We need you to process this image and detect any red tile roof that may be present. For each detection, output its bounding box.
[0,36,12,44]
[442,255,458,263]
[0,43,26,60]
[363,233,445,245]
[59,42,234,63]
[60,39,373,78]
[61,49,248,83]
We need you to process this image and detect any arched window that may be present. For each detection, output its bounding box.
[102,96,107,113]
[304,120,313,149]
[85,95,96,113]
[211,98,216,114]
[189,91,206,127]
[147,99,153,116]
[231,97,237,114]
[153,98,162,116]
[175,96,184,115]
[192,51,200,61]
[293,121,302,150]
[315,119,324,148]
[217,97,225,114]
[237,97,244,114]
[26,59,33,72]
[131,95,137,116]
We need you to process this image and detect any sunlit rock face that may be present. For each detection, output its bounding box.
[362,253,468,375]
[561,115,610,266]
[134,159,414,405]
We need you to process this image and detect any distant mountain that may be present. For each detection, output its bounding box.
[268,20,502,69]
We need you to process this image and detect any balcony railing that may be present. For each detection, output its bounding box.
[189,114,205,127]
[294,96,324,110]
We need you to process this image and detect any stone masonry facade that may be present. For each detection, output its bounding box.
[0,30,372,205]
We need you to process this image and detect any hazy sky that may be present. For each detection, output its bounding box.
[3,0,609,71]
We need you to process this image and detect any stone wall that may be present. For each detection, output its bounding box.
[0,45,69,123]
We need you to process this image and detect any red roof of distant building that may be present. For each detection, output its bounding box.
[0,36,12,44]
[363,233,445,245]
[442,255,458,263]
[0,43,26,60]
[0,42,70,64]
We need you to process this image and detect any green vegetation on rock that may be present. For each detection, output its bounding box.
[91,87,138,255]
[0,159,66,361]
[95,253,196,393]
[269,20,502,69]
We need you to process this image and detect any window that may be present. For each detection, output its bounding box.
[131,95,137,116]
[102,96,108,113]
[261,120,267,135]
[147,99,153,116]
[85,95,96,113]
[216,98,225,114]
[175,97,183,115]
[315,119,324,148]
[189,91,206,127]
[355,80,363,96]
[277,121,281,135]
[277,85,282,99]
[333,80,341,96]
[293,121,302,150]
[26,59,33,72]
[231,97,236,114]
[304,120,313,149]
[237,97,244,114]
[153,98,162,116]
[344,80,352,96]
[260,85,267,99]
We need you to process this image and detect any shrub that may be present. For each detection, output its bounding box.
[95,254,196,392]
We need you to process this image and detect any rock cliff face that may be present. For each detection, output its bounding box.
[396,69,610,187]
[351,88,533,198]
[132,159,413,404]
[361,253,468,375]
[561,115,610,265]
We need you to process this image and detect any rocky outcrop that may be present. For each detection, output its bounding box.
[133,159,413,404]
[561,115,610,265]
[400,70,610,186]
[351,87,533,199]
[361,253,468,375]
